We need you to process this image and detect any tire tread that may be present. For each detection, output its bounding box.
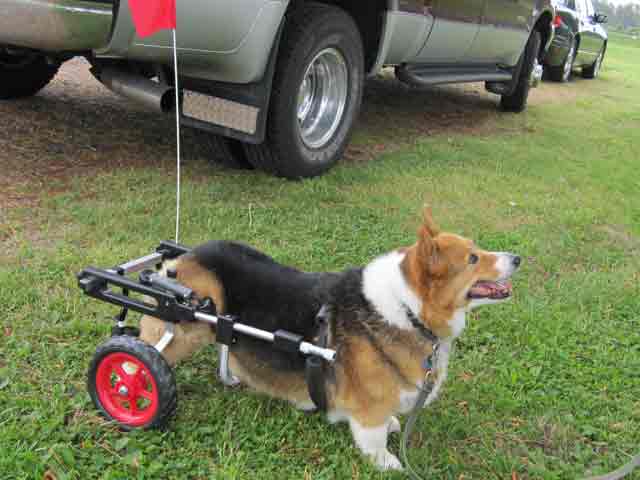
[88,336,177,431]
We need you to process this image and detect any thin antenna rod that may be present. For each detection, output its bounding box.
[172,28,181,243]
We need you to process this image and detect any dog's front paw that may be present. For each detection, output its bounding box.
[388,416,401,434]
[372,449,403,471]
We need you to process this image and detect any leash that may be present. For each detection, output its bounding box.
[400,346,439,480]
[397,344,639,480]
[580,454,640,480]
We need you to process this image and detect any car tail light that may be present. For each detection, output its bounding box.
[553,15,564,27]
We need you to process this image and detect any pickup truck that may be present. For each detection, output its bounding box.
[0,0,554,178]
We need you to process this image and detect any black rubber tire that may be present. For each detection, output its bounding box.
[205,134,253,170]
[88,336,177,431]
[582,47,605,79]
[548,38,576,82]
[243,2,365,179]
[0,52,59,100]
[501,31,542,113]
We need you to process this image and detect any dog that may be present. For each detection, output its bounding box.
[140,209,520,470]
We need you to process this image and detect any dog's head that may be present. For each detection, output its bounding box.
[402,208,521,338]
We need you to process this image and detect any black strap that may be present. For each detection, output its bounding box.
[305,305,331,412]
[402,304,439,344]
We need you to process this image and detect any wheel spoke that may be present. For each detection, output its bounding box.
[129,397,138,414]
[138,389,153,401]
[114,363,131,382]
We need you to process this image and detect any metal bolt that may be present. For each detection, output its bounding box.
[118,385,129,396]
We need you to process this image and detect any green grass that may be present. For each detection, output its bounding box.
[1,37,639,480]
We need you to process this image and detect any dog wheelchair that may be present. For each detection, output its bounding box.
[77,241,336,429]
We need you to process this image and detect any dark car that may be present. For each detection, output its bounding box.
[544,0,608,82]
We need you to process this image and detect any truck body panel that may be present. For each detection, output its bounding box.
[0,0,113,51]
[98,0,286,83]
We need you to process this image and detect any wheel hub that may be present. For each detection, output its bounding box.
[95,352,159,427]
[296,47,349,150]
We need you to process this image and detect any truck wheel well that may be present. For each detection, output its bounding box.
[534,12,553,60]
[287,0,387,72]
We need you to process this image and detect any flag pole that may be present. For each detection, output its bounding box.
[171,28,181,243]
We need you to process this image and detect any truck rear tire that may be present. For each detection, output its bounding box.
[205,134,253,170]
[501,31,541,113]
[582,48,604,79]
[548,39,576,83]
[243,2,364,179]
[0,50,59,99]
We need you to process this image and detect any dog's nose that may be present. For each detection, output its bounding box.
[512,256,521,268]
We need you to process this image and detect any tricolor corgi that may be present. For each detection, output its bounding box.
[140,208,520,469]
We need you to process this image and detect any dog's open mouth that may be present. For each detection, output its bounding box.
[468,280,512,300]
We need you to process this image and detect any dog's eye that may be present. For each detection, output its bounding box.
[469,254,479,265]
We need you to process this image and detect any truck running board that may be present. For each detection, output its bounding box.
[396,64,513,87]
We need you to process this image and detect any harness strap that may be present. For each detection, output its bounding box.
[402,304,438,344]
[305,305,331,412]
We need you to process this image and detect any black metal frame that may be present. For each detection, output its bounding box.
[77,241,335,360]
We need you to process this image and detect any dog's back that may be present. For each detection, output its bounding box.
[192,241,340,370]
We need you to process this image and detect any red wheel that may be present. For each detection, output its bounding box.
[88,336,177,430]
[95,352,159,426]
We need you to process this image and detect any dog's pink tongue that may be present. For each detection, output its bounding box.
[470,282,494,297]
[470,281,512,298]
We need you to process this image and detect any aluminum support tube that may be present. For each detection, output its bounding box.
[194,312,337,363]
[117,252,164,275]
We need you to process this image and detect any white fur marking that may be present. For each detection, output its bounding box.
[349,417,403,471]
[294,401,317,412]
[494,251,517,280]
[362,251,421,331]
[327,409,348,424]
[449,309,466,338]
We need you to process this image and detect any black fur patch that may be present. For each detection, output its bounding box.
[192,241,339,371]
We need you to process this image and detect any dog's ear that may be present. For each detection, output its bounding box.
[417,225,440,271]
[422,206,441,238]
[417,207,444,274]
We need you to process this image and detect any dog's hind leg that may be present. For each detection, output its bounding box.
[348,417,403,471]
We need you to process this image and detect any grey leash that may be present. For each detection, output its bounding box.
[398,353,640,480]
[580,454,640,480]
[400,367,436,480]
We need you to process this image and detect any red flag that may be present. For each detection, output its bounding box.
[128,0,176,38]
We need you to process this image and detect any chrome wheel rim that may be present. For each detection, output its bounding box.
[563,44,575,81]
[297,48,349,150]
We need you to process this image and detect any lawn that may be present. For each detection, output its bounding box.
[1,36,638,480]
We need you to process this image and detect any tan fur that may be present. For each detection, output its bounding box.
[139,255,224,365]
[228,352,312,406]
[401,208,501,337]
[332,330,434,427]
